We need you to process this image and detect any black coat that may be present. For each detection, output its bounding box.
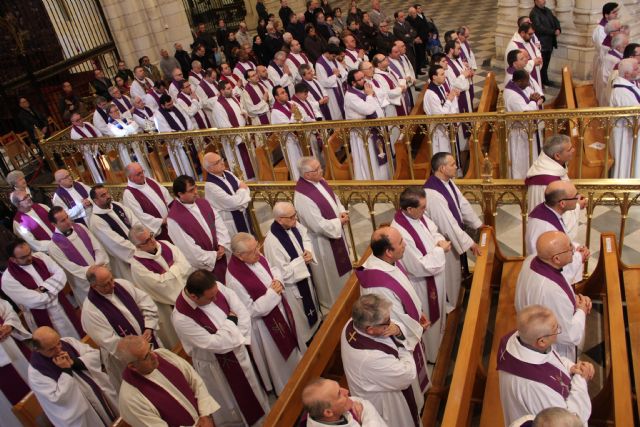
[191,52,216,70]
[17,108,47,144]
[216,28,229,47]
[91,77,112,100]
[287,22,306,43]
[256,2,269,22]
[175,50,192,76]
[375,31,396,55]
[530,5,561,51]
[407,15,428,40]
[279,6,294,28]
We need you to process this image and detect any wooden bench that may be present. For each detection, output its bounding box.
[255,133,289,181]
[621,259,640,422]
[12,392,52,427]
[465,72,499,179]
[324,130,352,180]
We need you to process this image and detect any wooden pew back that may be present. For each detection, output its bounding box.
[465,72,499,179]
[12,392,52,427]
[621,264,640,422]
[324,131,352,180]
[256,134,289,181]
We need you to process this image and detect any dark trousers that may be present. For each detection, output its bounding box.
[541,49,552,84]
[415,42,427,71]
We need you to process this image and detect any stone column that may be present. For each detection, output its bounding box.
[494,0,520,68]
[99,0,193,71]
[244,0,307,30]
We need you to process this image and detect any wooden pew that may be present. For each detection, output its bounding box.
[324,130,352,180]
[394,86,430,180]
[255,134,289,181]
[12,392,52,427]
[465,72,499,179]
[621,260,640,422]
[437,227,512,427]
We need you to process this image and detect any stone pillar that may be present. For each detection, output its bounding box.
[244,0,307,30]
[99,0,193,71]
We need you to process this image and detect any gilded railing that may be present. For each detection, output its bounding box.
[27,179,640,271]
[42,106,640,183]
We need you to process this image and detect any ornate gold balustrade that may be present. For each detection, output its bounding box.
[27,179,640,271]
[42,106,640,183]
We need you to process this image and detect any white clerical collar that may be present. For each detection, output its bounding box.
[506,331,553,365]
[127,179,151,189]
[369,255,396,272]
[437,176,451,185]
[133,246,160,259]
[91,205,113,214]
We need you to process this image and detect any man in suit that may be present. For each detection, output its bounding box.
[530,0,561,86]
[91,69,113,100]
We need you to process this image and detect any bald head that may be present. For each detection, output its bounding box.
[536,231,572,260]
[32,326,62,357]
[126,162,146,184]
[203,152,223,171]
[116,335,150,364]
[370,226,404,262]
[302,378,333,418]
[517,305,557,347]
[533,407,582,427]
[544,180,577,210]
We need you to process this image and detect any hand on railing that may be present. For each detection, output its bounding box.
[470,242,481,256]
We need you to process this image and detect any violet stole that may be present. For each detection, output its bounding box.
[514,40,541,84]
[174,292,266,425]
[158,106,189,131]
[244,83,270,125]
[87,283,159,347]
[51,224,95,266]
[122,353,199,427]
[286,52,310,69]
[269,61,284,77]
[496,331,571,399]
[125,179,171,241]
[393,210,440,323]
[198,79,218,98]
[343,320,419,427]
[133,241,174,274]
[612,84,640,103]
[345,87,387,166]
[530,257,577,308]
[444,56,472,137]
[272,101,292,119]
[14,204,54,240]
[113,96,132,113]
[167,199,227,282]
[177,93,211,129]
[524,174,561,187]
[303,79,332,120]
[375,71,407,115]
[505,80,542,152]
[0,313,30,405]
[95,203,131,240]
[6,258,84,335]
[216,96,256,180]
[528,203,565,232]
[428,82,447,107]
[189,70,203,82]
[227,255,298,358]
[133,107,153,120]
[55,182,89,210]
[73,125,98,138]
[424,175,464,228]
[206,172,253,233]
[316,55,345,116]
[294,178,352,276]
[291,95,314,119]
[269,220,319,326]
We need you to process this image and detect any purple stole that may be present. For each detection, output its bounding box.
[269,221,319,326]
[424,175,463,227]
[177,92,211,129]
[158,106,188,131]
[524,174,561,186]
[95,107,109,123]
[269,61,284,77]
[125,179,168,219]
[514,40,541,84]
[344,49,357,63]
[375,71,407,115]
[5,258,84,335]
[612,83,640,103]
[217,96,256,179]
[496,331,571,399]
[428,82,447,107]
[602,33,612,48]
[135,78,152,92]
[344,320,420,427]
[51,224,95,266]
[316,55,345,116]
[0,314,31,405]
[95,203,131,240]
[31,340,116,420]
[235,61,256,75]
[148,89,162,105]
[73,124,98,138]
[529,203,565,233]
[167,199,227,281]
[291,95,315,119]
[273,101,292,119]
[199,79,218,98]
[55,182,89,214]
[133,241,174,274]
[387,59,403,81]
[188,70,203,82]
[227,255,298,358]
[14,204,54,241]
[206,171,253,233]
[303,79,332,119]
[399,56,416,109]
[222,73,241,88]
[355,265,430,391]
[133,106,153,120]
[287,52,310,68]
[217,96,241,127]
[445,56,471,114]
[294,178,352,276]
[393,210,440,323]
[608,49,623,62]
[174,292,265,425]
[113,96,132,113]
[171,79,184,93]
[244,83,271,125]
[87,283,159,347]
[122,353,200,427]
[346,87,387,166]
[530,256,576,308]
[505,80,533,104]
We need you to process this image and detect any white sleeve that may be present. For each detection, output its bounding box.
[315,63,338,88]
[226,273,282,318]
[122,190,164,235]
[204,182,250,212]
[167,219,217,270]
[425,190,476,254]
[294,193,344,239]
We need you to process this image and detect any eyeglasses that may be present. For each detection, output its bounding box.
[537,325,562,341]
[19,194,32,203]
[560,193,581,202]
[280,212,297,219]
[552,246,575,257]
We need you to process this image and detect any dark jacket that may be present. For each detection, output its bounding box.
[407,15,429,40]
[116,68,134,83]
[17,108,47,144]
[375,31,396,55]
[304,35,327,63]
[216,28,229,47]
[264,34,284,61]
[287,22,306,43]
[191,52,216,70]
[175,50,192,76]
[256,2,269,22]
[91,77,113,100]
[530,5,561,51]
[279,6,294,28]
[393,21,416,48]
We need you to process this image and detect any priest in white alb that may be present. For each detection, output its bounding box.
[168,175,230,280]
[424,153,482,306]
[286,39,312,84]
[294,157,352,310]
[241,69,272,125]
[172,269,270,426]
[263,202,322,347]
[341,294,422,427]
[498,305,593,425]
[153,94,197,178]
[422,65,461,154]
[69,112,104,184]
[391,188,450,363]
[0,299,33,427]
[315,45,346,120]
[270,85,307,180]
[52,169,92,226]
[11,189,54,253]
[47,206,110,304]
[515,231,592,362]
[268,51,295,95]
[122,162,173,241]
[610,58,640,178]
[29,326,119,427]
[130,224,193,349]
[226,233,304,395]
[1,239,84,339]
[176,80,213,130]
[195,68,220,124]
[117,335,220,427]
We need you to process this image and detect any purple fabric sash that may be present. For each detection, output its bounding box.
[273,101,292,119]
[603,34,612,48]
[514,40,541,84]
[31,340,116,420]
[135,78,152,92]
[428,82,447,107]
[199,79,218,98]
[189,70,203,82]
[95,203,131,240]
[178,92,211,129]
[376,71,407,115]
[51,224,95,266]
[87,282,159,347]
[6,258,84,335]
[227,255,298,358]
[148,89,162,105]
[294,179,352,276]
[344,320,419,427]
[599,17,607,27]
[355,265,420,320]
[133,106,153,120]
[387,60,403,80]
[612,84,640,103]
[0,314,30,405]
[235,61,256,75]
[529,203,565,232]
[55,182,89,211]
[505,80,533,105]
[122,353,199,427]
[167,199,227,281]
[133,241,174,274]
[303,80,332,119]
[344,49,357,63]
[171,80,184,93]
[393,210,440,323]
[608,49,623,62]
[316,55,345,116]
[158,106,189,131]
[346,87,387,166]
[216,97,256,179]
[530,257,576,308]
[497,331,571,399]
[217,96,241,127]
[174,292,265,425]
[113,96,132,113]
[14,204,54,241]
[206,172,252,234]
[269,61,284,77]
[222,74,241,88]
[424,175,463,227]
[524,174,561,186]
[445,56,472,116]
[287,52,310,68]
[291,95,315,119]
[269,220,319,326]
[73,124,98,138]
[125,179,168,219]
[244,83,270,124]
